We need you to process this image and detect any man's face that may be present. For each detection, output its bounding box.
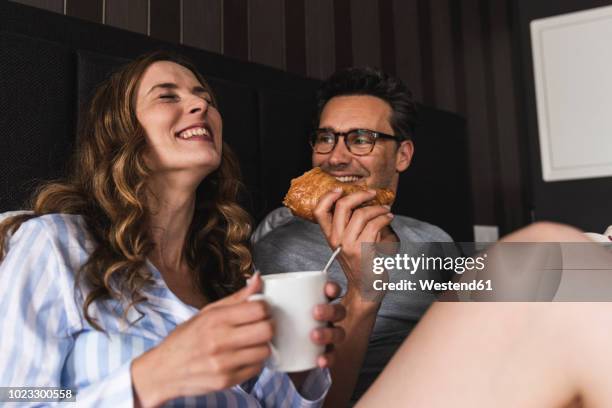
[312,95,413,193]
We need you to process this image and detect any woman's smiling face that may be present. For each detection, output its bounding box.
[135,61,223,179]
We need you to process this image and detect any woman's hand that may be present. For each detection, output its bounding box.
[287,281,346,389]
[132,274,272,407]
[313,189,393,299]
[312,281,346,368]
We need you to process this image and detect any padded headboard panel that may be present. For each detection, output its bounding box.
[0,32,76,211]
[0,1,473,241]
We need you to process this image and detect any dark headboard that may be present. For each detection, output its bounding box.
[0,1,473,241]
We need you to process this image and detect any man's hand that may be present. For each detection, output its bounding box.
[313,188,393,297]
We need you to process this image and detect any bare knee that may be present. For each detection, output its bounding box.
[503,221,586,242]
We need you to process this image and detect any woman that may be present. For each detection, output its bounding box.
[0,52,344,407]
[2,52,610,408]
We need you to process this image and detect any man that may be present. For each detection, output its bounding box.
[253,67,453,406]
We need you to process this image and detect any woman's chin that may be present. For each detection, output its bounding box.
[177,151,221,171]
[149,157,221,180]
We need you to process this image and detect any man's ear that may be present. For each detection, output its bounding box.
[395,140,414,172]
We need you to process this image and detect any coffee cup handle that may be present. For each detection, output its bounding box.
[247,294,281,369]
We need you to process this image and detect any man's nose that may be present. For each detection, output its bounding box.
[327,137,352,166]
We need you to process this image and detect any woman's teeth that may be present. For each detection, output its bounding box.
[178,127,209,139]
[335,176,361,183]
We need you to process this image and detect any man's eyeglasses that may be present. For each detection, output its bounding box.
[309,128,402,156]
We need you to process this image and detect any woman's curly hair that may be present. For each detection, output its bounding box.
[0,51,253,329]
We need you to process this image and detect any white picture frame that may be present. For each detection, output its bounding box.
[531,5,612,182]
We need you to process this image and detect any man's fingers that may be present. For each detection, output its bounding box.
[331,190,378,242]
[360,213,394,243]
[342,205,391,243]
[313,188,343,238]
[313,303,346,323]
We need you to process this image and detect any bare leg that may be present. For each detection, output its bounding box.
[358,222,612,407]
[502,221,587,243]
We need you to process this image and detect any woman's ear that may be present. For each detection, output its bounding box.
[395,140,414,172]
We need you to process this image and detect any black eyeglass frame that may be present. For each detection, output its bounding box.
[309,128,403,156]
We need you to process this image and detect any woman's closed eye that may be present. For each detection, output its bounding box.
[160,93,179,101]
[198,92,213,104]
[160,94,212,104]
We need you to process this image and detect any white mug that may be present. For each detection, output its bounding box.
[249,270,327,372]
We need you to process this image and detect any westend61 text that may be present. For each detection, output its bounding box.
[373,279,493,292]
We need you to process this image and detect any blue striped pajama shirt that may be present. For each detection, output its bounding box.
[0,214,331,407]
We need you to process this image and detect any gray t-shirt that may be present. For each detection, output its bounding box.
[252,207,455,402]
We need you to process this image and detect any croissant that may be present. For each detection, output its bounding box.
[283,167,395,222]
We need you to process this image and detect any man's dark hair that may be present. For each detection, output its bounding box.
[315,67,417,140]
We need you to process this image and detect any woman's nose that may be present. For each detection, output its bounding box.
[188,97,209,115]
